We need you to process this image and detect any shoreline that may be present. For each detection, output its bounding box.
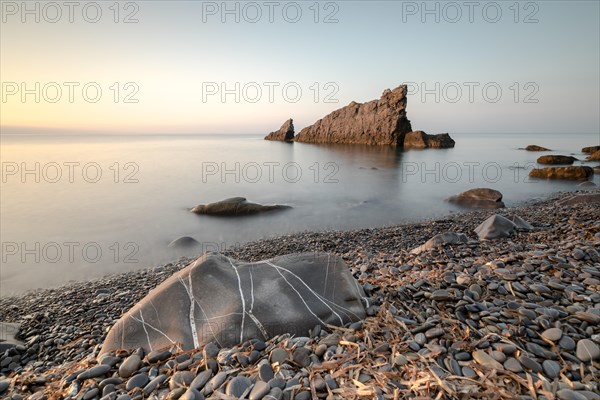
[0,187,587,300]
[1,189,599,398]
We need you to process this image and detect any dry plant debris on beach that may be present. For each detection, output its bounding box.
[1,190,599,399]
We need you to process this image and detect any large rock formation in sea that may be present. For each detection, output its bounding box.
[293,86,413,146]
[100,252,367,354]
[265,119,294,142]
[265,85,454,148]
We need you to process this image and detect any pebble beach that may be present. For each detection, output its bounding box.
[1,189,599,400]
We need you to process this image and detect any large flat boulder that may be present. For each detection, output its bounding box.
[529,166,593,181]
[447,188,505,209]
[265,119,295,142]
[100,253,367,355]
[191,197,291,216]
[404,131,455,149]
[537,155,578,165]
[294,85,413,146]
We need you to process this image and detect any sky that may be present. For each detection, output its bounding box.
[1,0,599,134]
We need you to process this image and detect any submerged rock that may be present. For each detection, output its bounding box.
[168,236,201,249]
[529,166,593,181]
[586,150,600,161]
[403,131,455,149]
[447,188,505,209]
[537,155,577,165]
[582,145,600,154]
[191,197,291,216]
[265,119,295,142]
[294,85,413,146]
[524,145,551,151]
[100,252,367,354]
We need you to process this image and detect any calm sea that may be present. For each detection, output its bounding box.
[1,132,598,295]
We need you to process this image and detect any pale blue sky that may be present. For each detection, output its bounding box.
[1,0,599,134]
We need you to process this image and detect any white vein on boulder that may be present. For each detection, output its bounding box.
[226,257,246,343]
[178,275,199,348]
[266,261,344,325]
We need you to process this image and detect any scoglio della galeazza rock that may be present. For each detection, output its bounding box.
[100,252,368,355]
[191,197,291,216]
[294,85,414,145]
[265,118,295,142]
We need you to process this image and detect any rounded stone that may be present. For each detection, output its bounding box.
[542,360,561,379]
[118,354,141,378]
[557,389,588,400]
[258,363,274,382]
[170,371,195,390]
[190,369,212,390]
[77,364,112,380]
[249,380,270,400]
[270,348,289,364]
[226,376,252,398]
[541,328,563,342]
[503,358,522,373]
[518,356,542,373]
[559,336,576,351]
[126,373,149,391]
[576,339,600,362]
[473,350,503,370]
